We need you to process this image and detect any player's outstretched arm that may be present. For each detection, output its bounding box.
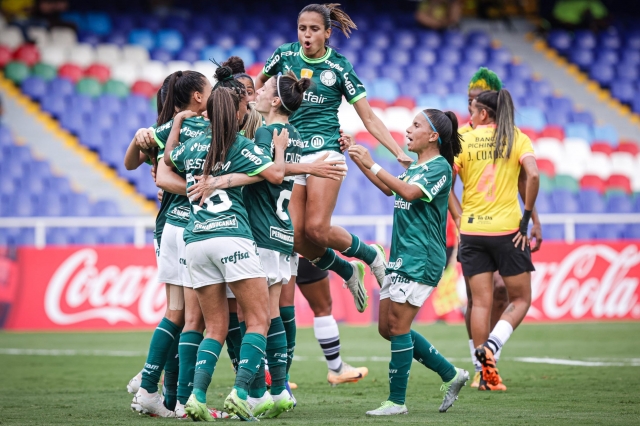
[285,153,347,181]
[155,160,187,195]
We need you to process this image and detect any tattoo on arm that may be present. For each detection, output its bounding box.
[227,175,232,189]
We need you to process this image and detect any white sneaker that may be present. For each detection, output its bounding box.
[264,389,294,418]
[130,395,147,414]
[343,261,368,313]
[135,388,177,418]
[127,371,142,394]
[247,391,274,417]
[368,244,387,287]
[366,400,409,416]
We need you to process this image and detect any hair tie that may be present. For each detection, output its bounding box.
[176,70,183,77]
[421,111,442,146]
[223,75,234,81]
[276,73,292,112]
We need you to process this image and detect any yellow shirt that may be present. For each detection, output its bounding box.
[454,125,535,235]
[458,123,473,135]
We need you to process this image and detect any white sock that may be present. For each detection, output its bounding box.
[495,347,502,361]
[469,339,481,372]
[486,320,514,356]
[314,315,342,372]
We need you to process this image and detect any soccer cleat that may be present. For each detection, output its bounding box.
[327,362,369,386]
[470,371,481,388]
[127,371,142,394]
[130,395,147,415]
[288,381,298,390]
[247,391,274,418]
[135,388,177,418]
[439,368,469,412]
[475,345,500,386]
[478,374,507,391]
[368,244,387,287]
[366,401,408,416]
[184,394,215,422]
[285,381,297,408]
[343,261,368,313]
[264,389,294,418]
[224,388,259,421]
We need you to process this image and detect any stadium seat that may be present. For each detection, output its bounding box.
[590,142,613,155]
[121,44,149,66]
[578,189,605,213]
[150,48,173,62]
[110,62,139,86]
[583,152,612,179]
[58,63,83,83]
[575,224,598,240]
[569,49,593,69]
[416,94,443,110]
[536,158,555,177]
[610,81,635,104]
[606,192,633,213]
[12,43,40,66]
[535,137,563,162]
[597,224,626,240]
[84,63,110,83]
[68,44,96,68]
[140,61,168,85]
[551,189,579,213]
[544,224,565,241]
[539,125,564,140]
[21,76,47,101]
[580,175,606,193]
[606,174,632,193]
[102,80,129,97]
[156,29,183,53]
[569,110,594,126]
[548,30,571,53]
[515,107,546,131]
[413,48,437,66]
[31,62,57,81]
[593,125,618,146]
[624,224,640,239]
[4,60,30,84]
[128,29,156,50]
[610,152,636,179]
[565,123,593,143]
[76,78,102,97]
[554,174,580,192]
[0,26,25,49]
[50,27,77,47]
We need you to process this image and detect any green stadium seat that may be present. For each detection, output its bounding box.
[102,79,129,97]
[31,62,57,81]
[76,77,102,97]
[539,173,555,193]
[554,174,580,192]
[3,61,30,84]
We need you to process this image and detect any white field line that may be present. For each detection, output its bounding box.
[1,348,639,367]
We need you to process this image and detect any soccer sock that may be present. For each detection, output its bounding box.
[341,233,377,265]
[266,317,288,395]
[485,320,514,356]
[411,330,456,382]
[388,333,413,405]
[469,339,482,372]
[249,359,267,398]
[226,313,242,372]
[279,306,296,376]
[192,338,223,404]
[313,315,342,372]
[141,317,182,393]
[163,334,180,410]
[234,333,267,400]
[495,347,502,362]
[177,330,203,405]
[233,321,247,368]
[314,248,353,281]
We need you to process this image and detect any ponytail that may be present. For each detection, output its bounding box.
[298,3,357,40]
[475,89,516,162]
[202,88,241,177]
[423,109,462,167]
[242,102,262,140]
[275,70,311,116]
[157,70,207,126]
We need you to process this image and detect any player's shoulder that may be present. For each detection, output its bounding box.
[458,123,473,135]
[514,126,532,145]
[276,42,300,55]
[184,116,209,127]
[327,48,355,72]
[156,119,174,133]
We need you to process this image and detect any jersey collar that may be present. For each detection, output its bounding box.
[299,46,332,64]
[475,124,497,129]
[409,154,442,169]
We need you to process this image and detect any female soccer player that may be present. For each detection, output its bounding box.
[452,89,539,391]
[256,3,411,313]
[346,109,468,416]
[165,87,288,422]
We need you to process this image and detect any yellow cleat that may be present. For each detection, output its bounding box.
[327,362,369,386]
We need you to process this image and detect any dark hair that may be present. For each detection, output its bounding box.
[157,70,207,126]
[155,74,172,120]
[474,89,516,161]
[214,57,248,91]
[274,70,311,116]
[222,55,254,87]
[298,3,357,41]
[202,88,242,177]
[423,109,463,167]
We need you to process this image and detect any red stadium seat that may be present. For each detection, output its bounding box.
[606,174,632,193]
[0,45,11,68]
[591,142,614,155]
[392,96,416,110]
[390,130,405,146]
[131,80,157,98]
[617,140,639,155]
[536,158,556,176]
[520,127,539,141]
[368,98,388,109]
[247,63,264,76]
[580,174,606,193]
[12,43,39,67]
[58,63,84,83]
[539,125,565,140]
[84,64,111,83]
[354,131,378,147]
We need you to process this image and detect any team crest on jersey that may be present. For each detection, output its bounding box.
[320,70,337,86]
[301,68,313,79]
[389,258,403,270]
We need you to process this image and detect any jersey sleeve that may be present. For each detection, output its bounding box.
[410,163,450,203]
[153,119,174,148]
[233,139,275,176]
[516,132,535,164]
[262,45,284,77]
[341,65,367,104]
[253,126,274,155]
[169,143,187,172]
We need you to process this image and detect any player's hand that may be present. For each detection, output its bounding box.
[348,145,375,168]
[512,232,530,251]
[529,222,543,253]
[338,129,355,152]
[396,152,413,168]
[309,153,347,181]
[157,189,163,203]
[175,110,197,122]
[188,175,219,206]
[273,128,289,151]
[135,128,156,150]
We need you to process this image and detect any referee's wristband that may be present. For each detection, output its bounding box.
[519,209,533,235]
[370,163,382,176]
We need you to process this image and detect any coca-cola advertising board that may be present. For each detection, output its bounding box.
[4,242,640,330]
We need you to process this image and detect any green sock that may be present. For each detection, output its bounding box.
[279,306,296,375]
[177,330,203,405]
[411,330,456,382]
[141,317,182,393]
[226,313,242,372]
[266,317,288,395]
[341,233,377,264]
[163,333,180,410]
[249,359,267,398]
[193,338,223,404]
[234,333,267,400]
[388,333,413,405]
[314,248,353,281]
[233,321,247,367]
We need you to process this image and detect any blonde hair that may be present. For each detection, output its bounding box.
[241,102,262,140]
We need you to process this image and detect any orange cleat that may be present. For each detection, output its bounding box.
[478,373,507,391]
[475,346,500,386]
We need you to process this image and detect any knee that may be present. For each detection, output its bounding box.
[305,222,330,248]
[184,314,205,333]
[378,322,390,341]
[493,282,509,306]
[311,299,332,318]
[165,308,185,327]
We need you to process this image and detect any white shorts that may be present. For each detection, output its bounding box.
[380,273,435,307]
[157,223,191,287]
[293,150,348,186]
[290,253,299,277]
[258,248,292,286]
[186,237,265,289]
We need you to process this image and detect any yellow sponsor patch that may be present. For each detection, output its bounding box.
[301,68,313,79]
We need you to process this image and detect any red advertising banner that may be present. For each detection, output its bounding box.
[4,242,640,330]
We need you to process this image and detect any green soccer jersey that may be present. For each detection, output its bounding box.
[170,133,274,245]
[243,123,303,254]
[154,116,209,228]
[262,42,367,156]
[386,155,453,286]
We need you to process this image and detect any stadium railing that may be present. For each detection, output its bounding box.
[1,214,640,248]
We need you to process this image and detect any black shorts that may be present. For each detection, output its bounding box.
[296,257,329,285]
[458,232,535,278]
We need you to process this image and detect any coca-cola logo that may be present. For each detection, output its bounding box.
[531,245,640,320]
[44,249,165,325]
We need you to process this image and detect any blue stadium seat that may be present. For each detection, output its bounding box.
[615,64,638,81]
[545,110,569,127]
[123,95,149,115]
[610,81,635,104]
[527,80,553,98]
[489,47,511,64]
[443,94,468,114]
[598,32,620,50]
[418,32,441,49]
[624,31,640,49]
[593,125,618,146]
[578,189,605,213]
[59,113,87,135]
[466,30,490,49]
[606,194,633,213]
[46,228,71,245]
[228,46,256,66]
[504,79,527,98]
[515,107,546,131]
[589,64,614,87]
[564,123,593,143]
[176,49,199,63]
[361,49,385,67]
[186,33,210,51]
[201,45,227,62]
[49,77,75,98]
[96,95,122,116]
[624,224,640,239]
[570,49,594,69]
[438,49,461,65]
[369,78,399,103]
[443,30,464,48]
[575,224,599,240]
[574,30,596,49]
[239,34,261,50]
[548,30,571,53]
[150,48,173,62]
[85,12,112,35]
[416,94,443,109]
[379,67,403,83]
[387,50,410,66]
[569,110,594,126]
[68,95,95,116]
[508,63,533,80]
[547,96,573,115]
[368,32,390,50]
[413,48,436,66]
[21,76,47,101]
[621,50,640,66]
[462,47,487,65]
[534,192,553,214]
[551,189,579,213]
[595,50,619,65]
[598,224,626,240]
[128,29,156,50]
[544,224,565,241]
[394,31,416,49]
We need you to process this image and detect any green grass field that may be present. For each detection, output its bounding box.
[1,322,639,425]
